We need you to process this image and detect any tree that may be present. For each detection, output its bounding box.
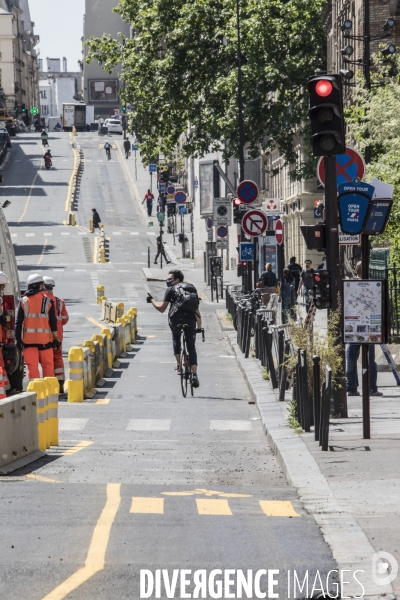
[86,0,326,172]
[347,57,400,262]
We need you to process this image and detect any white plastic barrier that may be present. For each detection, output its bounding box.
[0,392,45,474]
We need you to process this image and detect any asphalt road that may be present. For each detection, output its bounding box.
[0,133,337,600]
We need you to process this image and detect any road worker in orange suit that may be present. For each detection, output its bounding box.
[15,273,60,382]
[0,271,10,399]
[43,276,69,393]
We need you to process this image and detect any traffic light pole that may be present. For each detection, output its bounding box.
[324,155,348,417]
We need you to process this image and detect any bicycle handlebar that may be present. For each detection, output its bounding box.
[196,328,205,342]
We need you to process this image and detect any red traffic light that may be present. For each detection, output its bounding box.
[315,80,333,97]
[233,198,242,207]
[242,261,247,266]
[314,274,321,282]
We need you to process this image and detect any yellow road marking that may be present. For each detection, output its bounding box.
[18,168,41,223]
[130,497,164,514]
[26,474,61,483]
[196,499,232,516]
[86,316,107,329]
[93,235,99,263]
[65,145,78,212]
[41,483,121,600]
[62,441,93,455]
[259,501,300,517]
[162,489,252,498]
[95,398,110,405]
[36,239,48,266]
[116,144,147,218]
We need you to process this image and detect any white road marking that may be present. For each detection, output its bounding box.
[210,420,253,431]
[75,269,87,272]
[59,418,89,431]
[43,232,53,236]
[11,234,17,238]
[127,419,171,431]
[130,232,139,235]
[147,232,156,236]
[61,232,70,236]
[112,232,122,235]
[26,233,35,237]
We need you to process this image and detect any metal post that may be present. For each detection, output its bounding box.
[134,150,137,180]
[148,246,150,269]
[160,222,163,270]
[253,237,258,290]
[150,171,153,192]
[324,155,348,418]
[313,355,321,441]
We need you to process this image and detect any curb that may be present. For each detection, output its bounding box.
[142,267,166,282]
[221,317,394,599]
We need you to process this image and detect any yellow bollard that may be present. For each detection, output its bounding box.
[89,218,94,233]
[92,334,106,378]
[117,302,124,319]
[116,318,127,353]
[27,380,47,452]
[97,286,104,305]
[45,377,59,446]
[72,125,77,137]
[68,347,84,402]
[99,248,105,263]
[83,341,96,390]
[101,327,113,369]
[42,380,50,449]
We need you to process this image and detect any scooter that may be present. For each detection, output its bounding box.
[44,155,52,169]
[42,138,49,147]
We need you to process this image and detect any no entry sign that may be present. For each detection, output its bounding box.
[275,219,283,245]
[237,180,259,204]
[318,147,365,187]
[242,209,268,237]
[174,191,187,204]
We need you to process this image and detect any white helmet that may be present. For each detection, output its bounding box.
[0,271,9,285]
[27,273,44,285]
[43,276,55,287]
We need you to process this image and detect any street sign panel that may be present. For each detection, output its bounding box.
[167,185,175,195]
[206,217,213,229]
[213,197,232,226]
[216,225,228,238]
[174,191,187,204]
[242,209,268,237]
[216,238,228,249]
[363,200,392,235]
[240,242,255,261]
[338,193,371,235]
[178,205,188,215]
[317,147,365,187]
[263,198,281,215]
[149,164,157,173]
[159,183,166,193]
[275,219,283,245]
[132,144,138,151]
[207,229,213,242]
[370,178,394,200]
[237,180,259,204]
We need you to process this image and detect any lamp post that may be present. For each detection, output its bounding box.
[236,0,245,184]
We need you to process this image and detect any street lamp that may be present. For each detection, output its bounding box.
[236,0,245,184]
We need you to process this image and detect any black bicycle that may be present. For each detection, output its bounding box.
[179,326,205,397]
[105,146,111,160]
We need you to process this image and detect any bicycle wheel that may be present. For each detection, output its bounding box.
[180,349,188,397]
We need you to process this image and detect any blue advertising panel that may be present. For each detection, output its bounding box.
[363,200,392,235]
[240,242,254,261]
[338,181,375,199]
[338,193,371,235]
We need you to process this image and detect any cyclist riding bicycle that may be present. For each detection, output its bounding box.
[104,141,111,160]
[148,269,201,388]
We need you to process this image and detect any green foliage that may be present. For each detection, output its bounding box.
[346,56,400,262]
[86,0,326,167]
[287,399,302,432]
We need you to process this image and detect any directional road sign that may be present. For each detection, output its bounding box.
[275,219,283,245]
[242,209,268,237]
[216,225,228,238]
[240,242,255,261]
[174,191,187,204]
[317,147,365,187]
[237,180,259,205]
[167,185,175,195]
[149,164,157,173]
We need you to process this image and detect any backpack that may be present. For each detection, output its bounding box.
[174,283,200,314]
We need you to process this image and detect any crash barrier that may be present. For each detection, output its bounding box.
[26,377,60,453]
[67,304,138,402]
[98,226,109,263]
[69,144,84,221]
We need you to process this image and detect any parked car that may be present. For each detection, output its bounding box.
[0,128,11,148]
[104,119,123,135]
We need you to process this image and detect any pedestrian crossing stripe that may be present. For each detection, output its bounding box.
[130,497,300,517]
[162,489,252,498]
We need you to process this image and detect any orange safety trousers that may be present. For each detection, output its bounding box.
[53,344,65,381]
[24,347,54,381]
[0,325,9,400]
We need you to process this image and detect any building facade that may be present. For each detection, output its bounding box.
[82,0,130,119]
[39,57,82,122]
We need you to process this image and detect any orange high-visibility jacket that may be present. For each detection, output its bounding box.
[46,291,69,341]
[21,292,54,345]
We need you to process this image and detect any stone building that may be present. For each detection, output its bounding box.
[39,57,82,122]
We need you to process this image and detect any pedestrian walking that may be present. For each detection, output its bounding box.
[15,273,60,382]
[298,259,314,312]
[346,261,382,397]
[287,256,302,292]
[154,235,171,265]
[91,208,101,232]
[43,276,69,393]
[317,256,327,270]
[142,189,154,217]
[281,268,296,323]
[123,137,131,159]
[0,271,10,399]
[257,263,278,307]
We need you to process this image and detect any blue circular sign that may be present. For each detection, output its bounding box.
[167,185,175,195]
[237,180,259,204]
[217,225,228,238]
[174,191,187,204]
[206,217,213,229]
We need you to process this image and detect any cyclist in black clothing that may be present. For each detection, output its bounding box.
[148,269,201,388]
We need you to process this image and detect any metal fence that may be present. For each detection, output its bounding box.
[369,261,400,339]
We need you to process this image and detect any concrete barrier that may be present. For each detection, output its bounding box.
[0,392,46,475]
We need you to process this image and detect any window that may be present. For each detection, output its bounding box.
[0,70,2,89]
[39,89,47,99]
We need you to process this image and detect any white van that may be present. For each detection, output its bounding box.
[0,206,23,391]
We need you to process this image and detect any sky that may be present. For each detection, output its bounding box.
[29,0,85,71]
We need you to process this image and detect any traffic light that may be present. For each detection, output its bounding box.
[307,74,345,157]
[312,270,331,310]
[121,104,127,112]
[233,198,243,224]
[237,261,247,277]
[159,168,169,183]
[21,104,26,113]
[300,224,326,250]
